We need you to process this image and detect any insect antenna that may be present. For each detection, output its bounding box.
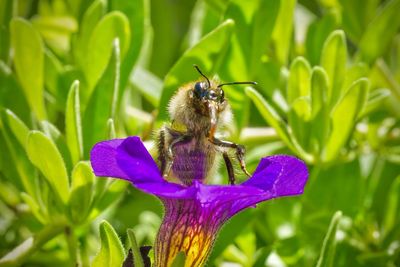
[193,65,211,88]
[217,81,257,88]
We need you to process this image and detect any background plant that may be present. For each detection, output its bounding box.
[0,0,399,266]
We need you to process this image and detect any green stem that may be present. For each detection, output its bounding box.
[0,224,64,267]
[65,226,79,266]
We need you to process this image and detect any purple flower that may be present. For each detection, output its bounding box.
[90,136,308,266]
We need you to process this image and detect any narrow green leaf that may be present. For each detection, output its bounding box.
[66,80,83,165]
[83,39,120,155]
[358,0,400,63]
[171,252,186,267]
[4,109,29,148]
[157,19,234,122]
[383,175,400,236]
[130,67,163,107]
[10,18,46,119]
[107,118,116,139]
[111,0,152,94]
[324,78,370,162]
[92,221,125,267]
[68,162,94,224]
[310,67,330,156]
[84,11,130,93]
[1,110,36,198]
[316,211,342,267]
[305,11,339,65]
[74,0,106,69]
[311,67,329,118]
[127,229,144,267]
[287,57,312,105]
[320,30,347,107]
[288,97,311,150]
[271,0,296,65]
[26,131,69,204]
[246,87,313,162]
[21,192,46,224]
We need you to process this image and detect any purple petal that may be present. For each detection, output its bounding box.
[113,137,190,197]
[91,137,188,197]
[243,155,309,196]
[90,139,129,180]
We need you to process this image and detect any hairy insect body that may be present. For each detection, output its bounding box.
[157,66,256,186]
[159,82,232,185]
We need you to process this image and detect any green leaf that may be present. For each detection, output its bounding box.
[10,18,46,119]
[383,175,400,236]
[111,0,152,94]
[157,19,234,122]
[358,0,400,63]
[287,57,312,105]
[323,78,369,162]
[288,97,311,150]
[26,131,69,204]
[74,0,106,70]
[246,87,313,162]
[171,252,186,267]
[66,80,83,165]
[4,109,29,149]
[315,211,342,267]
[305,11,339,65]
[92,221,125,267]
[68,162,94,224]
[0,0,12,62]
[83,39,120,156]
[310,67,330,156]
[1,110,36,198]
[271,0,296,65]
[320,30,347,107]
[130,67,163,107]
[84,11,130,93]
[21,192,46,224]
[127,229,144,267]
[361,88,391,117]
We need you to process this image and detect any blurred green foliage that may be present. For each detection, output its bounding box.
[0,0,400,266]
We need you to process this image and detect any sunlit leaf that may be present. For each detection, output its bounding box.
[324,78,369,162]
[287,57,311,105]
[66,80,83,165]
[83,39,120,156]
[320,30,347,107]
[84,11,130,94]
[92,221,126,267]
[26,131,69,204]
[10,18,46,119]
[68,161,94,224]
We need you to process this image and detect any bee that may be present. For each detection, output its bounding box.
[157,65,256,186]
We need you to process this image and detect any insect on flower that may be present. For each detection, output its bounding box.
[158,65,257,185]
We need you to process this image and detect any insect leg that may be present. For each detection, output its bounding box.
[209,138,251,177]
[157,129,167,174]
[222,152,235,185]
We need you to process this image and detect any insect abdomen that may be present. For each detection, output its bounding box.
[171,139,215,185]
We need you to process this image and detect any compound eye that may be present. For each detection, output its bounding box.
[194,82,204,98]
[208,90,218,100]
[219,89,225,102]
